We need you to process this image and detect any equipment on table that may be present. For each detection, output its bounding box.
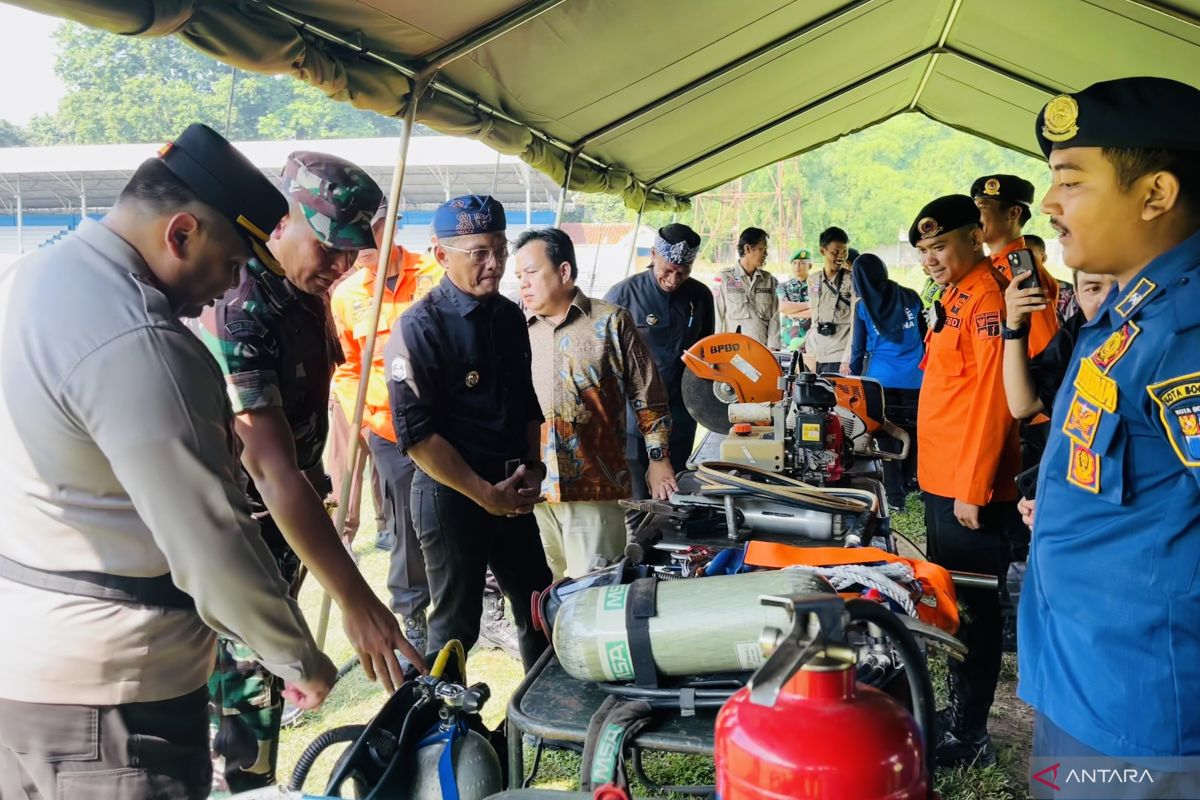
[715,593,940,799]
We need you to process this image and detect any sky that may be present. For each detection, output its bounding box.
[0,4,65,125]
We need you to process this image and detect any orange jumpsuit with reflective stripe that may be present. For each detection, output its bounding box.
[330,245,429,442]
[918,258,1021,505]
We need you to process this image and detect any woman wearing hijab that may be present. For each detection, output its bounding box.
[848,253,926,511]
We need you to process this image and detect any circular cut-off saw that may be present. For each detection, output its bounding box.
[680,333,785,432]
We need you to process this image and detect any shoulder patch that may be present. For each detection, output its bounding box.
[390,355,409,383]
[1148,371,1200,467]
[224,318,268,339]
[974,310,1001,339]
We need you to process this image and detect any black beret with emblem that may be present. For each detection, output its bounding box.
[908,194,981,247]
[970,174,1035,206]
[1036,76,1200,157]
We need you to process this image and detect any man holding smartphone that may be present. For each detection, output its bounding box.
[971,174,1060,356]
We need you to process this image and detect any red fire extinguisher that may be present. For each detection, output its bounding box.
[715,594,941,800]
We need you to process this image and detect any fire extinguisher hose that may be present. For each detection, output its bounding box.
[845,598,936,776]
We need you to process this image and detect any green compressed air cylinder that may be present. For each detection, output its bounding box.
[552,570,834,682]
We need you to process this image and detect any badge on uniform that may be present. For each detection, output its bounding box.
[1074,357,1118,413]
[1066,440,1101,493]
[1147,370,1200,467]
[949,291,970,315]
[465,370,480,388]
[1115,277,1157,318]
[1089,321,1140,373]
[974,310,1001,340]
[390,356,409,382]
[646,314,659,326]
[1061,391,1102,447]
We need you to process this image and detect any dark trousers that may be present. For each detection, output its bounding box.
[0,686,211,800]
[924,492,1018,734]
[815,361,844,374]
[368,432,430,617]
[881,387,920,508]
[411,469,552,671]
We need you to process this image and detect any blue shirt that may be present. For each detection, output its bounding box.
[1018,229,1200,757]
[849,297,925,390]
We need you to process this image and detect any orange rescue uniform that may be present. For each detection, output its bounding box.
[330,245,438,442]
[988,236,1059,357]
[918,258,1021,505]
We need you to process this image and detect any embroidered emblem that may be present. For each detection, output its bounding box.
[1115,277,1157,318]
[917,217,942,238]
[1062,392,1102,448]
[390,356,408,382]
[1089,321,1140,373]
[1066,441,1101,493]
[974,310,1002,339]
[983,178,1001,196]
[1147,371,1200,467]
[465,370,480,388]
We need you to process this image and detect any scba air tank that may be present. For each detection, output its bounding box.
[552,570,834,682]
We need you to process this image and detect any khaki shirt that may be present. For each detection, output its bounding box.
[0,220,327,705]
[713,262,780,349]
[806,267,856,364]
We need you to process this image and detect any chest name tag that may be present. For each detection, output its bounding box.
[1147,371,1200,467]
[1074,357,1118,413]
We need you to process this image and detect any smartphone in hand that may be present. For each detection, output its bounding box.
[1007,249,1041,291]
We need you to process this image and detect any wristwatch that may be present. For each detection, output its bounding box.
[1002,321,1029,340]
[647,446,669,462]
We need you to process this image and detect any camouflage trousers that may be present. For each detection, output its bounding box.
[208,517,301,794]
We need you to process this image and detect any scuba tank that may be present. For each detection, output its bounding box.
[552,569,834,682]
[283,641,503,800]
[715,594,939,800]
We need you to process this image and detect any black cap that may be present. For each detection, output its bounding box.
[909,195,981,246]
[156,124,287,272]
[1036,77,1200,158]
[658,222,701,248]
[970,174,1035,206]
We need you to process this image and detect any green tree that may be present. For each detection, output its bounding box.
[0,120,27,147]
[28,23,412,145]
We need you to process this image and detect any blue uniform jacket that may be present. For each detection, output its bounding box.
[1019,229,1200,757]
[849,297,925,390]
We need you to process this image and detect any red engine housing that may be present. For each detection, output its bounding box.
[715,658,932,800]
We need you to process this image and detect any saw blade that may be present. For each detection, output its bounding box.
[682,369,737,432]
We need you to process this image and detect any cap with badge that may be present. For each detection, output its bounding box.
[790,248,812,262]
[970,174,1035,207]
[1036,76,1200,157]
[908,194,981,246]
[433,195,507,239]
[280,151,383,253]
[156,123,287,272]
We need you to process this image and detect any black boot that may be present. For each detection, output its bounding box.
[934,662,996,769]
[477,586,522,661]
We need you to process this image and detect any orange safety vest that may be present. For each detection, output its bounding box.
[743,542,959,634]
[918,258,1021,505]
[330,245,429,442]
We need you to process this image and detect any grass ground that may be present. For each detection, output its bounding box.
[278,493,1032,798]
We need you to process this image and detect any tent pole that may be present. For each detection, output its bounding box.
[15,187,22,255]
[315,75,429,650]
[623,188,650,279]
[555,151,578,226]
[524,162,532,227]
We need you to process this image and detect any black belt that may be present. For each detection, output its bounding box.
[0,553,195,611]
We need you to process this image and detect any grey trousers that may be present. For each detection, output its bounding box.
[0,686,210,800]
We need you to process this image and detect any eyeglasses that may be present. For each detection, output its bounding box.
[441,243,509,265]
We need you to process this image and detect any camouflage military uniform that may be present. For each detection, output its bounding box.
[198,152,382,793]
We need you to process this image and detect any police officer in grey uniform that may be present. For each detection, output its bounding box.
[0,124,335,800]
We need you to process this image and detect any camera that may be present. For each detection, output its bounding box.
[817,321,837,336]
